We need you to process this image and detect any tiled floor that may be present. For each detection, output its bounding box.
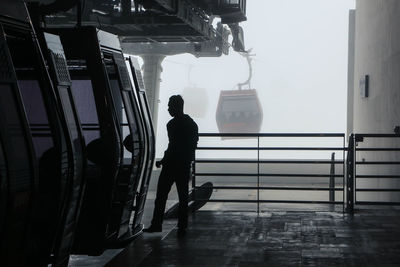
[106,208,400,267]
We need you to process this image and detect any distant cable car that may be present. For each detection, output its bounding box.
[183,86,209,118]
[182,65,209,118]
[215,50,263,134]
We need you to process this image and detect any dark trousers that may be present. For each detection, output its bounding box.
[151,163,190,229]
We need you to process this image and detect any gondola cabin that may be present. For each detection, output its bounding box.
[215,89,263,134]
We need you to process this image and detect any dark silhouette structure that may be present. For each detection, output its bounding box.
[145,95,198,236]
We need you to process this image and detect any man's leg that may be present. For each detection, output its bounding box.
[175,165,190,230]
[149,167,174,229]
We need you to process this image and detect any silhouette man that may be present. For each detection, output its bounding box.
[144,95,198,236]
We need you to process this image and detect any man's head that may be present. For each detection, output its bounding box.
[168,95,184,117]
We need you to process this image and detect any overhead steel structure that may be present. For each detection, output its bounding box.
[28,0,248,131]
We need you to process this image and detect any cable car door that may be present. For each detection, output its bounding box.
[4,23,79,267]
[103,52,145,242]
[0,25,37,267]
[128,56,156,230]
[53,27,122,254]
[41,32,87,266]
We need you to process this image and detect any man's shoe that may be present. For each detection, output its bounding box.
[143,225,162,233]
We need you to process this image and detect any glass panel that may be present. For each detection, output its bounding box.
[106,63,131,161]
[221,97,260,113]
[58,88,82,152]
[70,80,100,145]
[109,79,126,125]
[139,91,155,183]
[0,84,31,190]
[18,80,54,159]
[122,92,140,159]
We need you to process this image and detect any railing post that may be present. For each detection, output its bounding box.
[346,134,355,214]
[257,135,260,215]
[329,152,335,203]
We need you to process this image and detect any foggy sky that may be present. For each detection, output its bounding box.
[155,0,355,158]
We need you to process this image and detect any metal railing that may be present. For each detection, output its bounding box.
[347,133,400,214]
[192,133,346,213]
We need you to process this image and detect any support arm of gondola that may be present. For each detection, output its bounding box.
[237,49,254,90]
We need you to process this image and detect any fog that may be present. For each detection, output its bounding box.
[155,0,355,158]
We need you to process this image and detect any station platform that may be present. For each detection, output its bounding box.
[68,205,400,267]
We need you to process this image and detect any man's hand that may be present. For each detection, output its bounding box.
[155,160,162,168]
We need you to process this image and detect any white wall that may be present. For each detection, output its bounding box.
[353,0,400,133]
[352,0,400,202]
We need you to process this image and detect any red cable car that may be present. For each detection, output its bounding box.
[216,89,262,133]
[215,50,263,134]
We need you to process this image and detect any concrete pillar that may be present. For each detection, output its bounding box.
[347,10,356,139]
[353,0,400,133]
[352,0,400,201]
[141,54,165,135]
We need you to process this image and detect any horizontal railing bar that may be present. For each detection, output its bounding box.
[195,185,344,191]
[356,188,400,192]
[197,147,258,150]
[354,134,400,138]
[195,173,254,177]
[355,201,400,205]
[197,146,346,151]
[356,148,400,151]
[195,160,344,164]
[197,199,343,204]
[356,161,400,165]
[356,175,400,178]
[195,173,343,178]
[199,133,345,137]
[263,173,343,177]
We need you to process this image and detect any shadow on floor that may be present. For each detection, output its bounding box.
[106,207,400,267]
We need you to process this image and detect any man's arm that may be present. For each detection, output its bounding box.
[157,120,174,167]
[190,121,199,162]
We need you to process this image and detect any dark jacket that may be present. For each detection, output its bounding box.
[161,114,198,166]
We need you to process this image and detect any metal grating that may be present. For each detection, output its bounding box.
[135,69,145,91]
[117,65,131,90]
[52,52,71,84]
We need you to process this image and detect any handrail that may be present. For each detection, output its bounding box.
[354,133,400,138]
[193,132,346,213]
[194,185,344,191]
[199,133,345,137]
[196,159,344,164]
[193,132,400,214]
[195,173,343,177]
[346,133,400,214]
[198,147,346,151]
